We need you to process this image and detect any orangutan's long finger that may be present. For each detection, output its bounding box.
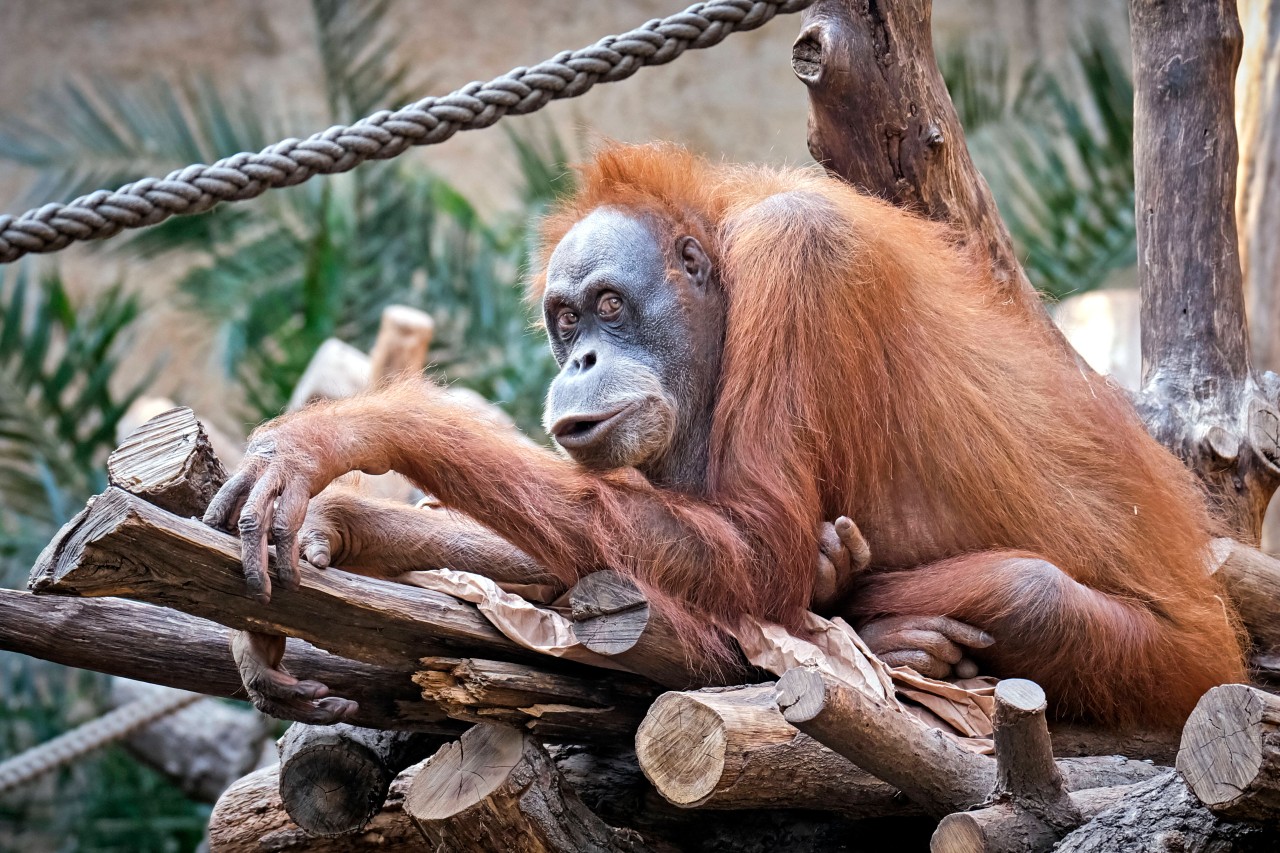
[818,522,847,575]
[271,482,310,592]
[954,658,980,680]
[203,466,257,530]
[877,629,964,664]
[834,516,871,570]
[239,472,284,604]
[926,616,995,649]
[880,649,951,679]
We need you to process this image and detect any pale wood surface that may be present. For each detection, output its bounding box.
[1177,683,1280,822]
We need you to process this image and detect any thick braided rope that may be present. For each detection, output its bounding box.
[0,0,815,265]
[0,690,202,793]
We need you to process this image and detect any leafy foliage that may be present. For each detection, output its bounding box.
[942,30,1136,301]
[0,266,149,583]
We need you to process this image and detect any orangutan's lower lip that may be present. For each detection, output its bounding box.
[551,405,631,448]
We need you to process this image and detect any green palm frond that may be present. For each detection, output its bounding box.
[0,266,149,579]
[942,29,1136,301]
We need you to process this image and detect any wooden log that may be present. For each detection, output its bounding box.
[0,589,457,732]
[931,784,1144,853]
[568,570,753,689]
[1209,538,1280,652]
[1053,772,1275,852]
[29,487,532,668]
[634,683,914,817]
[776,667,995,816]
[277,723,444,837]
[106,405,228,517]
[404,723,655,852]
[1177,683,1280,822]
[208,764,425,853]
[413,656,657,743]
[369,304,435,381]
[991,679,1082,832]
[1047,724,1179,765]
[1129,0,1280,539]
[790,0,1056,336]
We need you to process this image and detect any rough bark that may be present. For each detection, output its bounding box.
[634,683,913,816]
[277,723,443,837]
[931,784,1140,853]
[0,589,457,732]
[1209,538,1280,652]
[403,723,655,852]
[28,487,532,667]
[790,0,1054,331]
[568,570,754,689]
[1177,683,1280,823]
[413,656,657,743]
[208,764,426,853]
[1130,0,1280,540]
[1054,772,1276,852]
[1238,0,1280,374]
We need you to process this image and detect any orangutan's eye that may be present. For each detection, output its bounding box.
[556,309,579,337]
[597,292,623,321]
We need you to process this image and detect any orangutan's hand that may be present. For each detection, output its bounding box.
[859,615,994,680]
[231,631,358,724]
[811,516,872,613]
[203,415,391,603]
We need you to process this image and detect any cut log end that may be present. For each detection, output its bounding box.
[1177,683,1280,822]
[569,570,649,655]
[405,724,525,821]
[279,737,391,836]
[635,692,728,806]
[775,667,827,724]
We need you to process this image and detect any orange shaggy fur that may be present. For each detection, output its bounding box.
[529,142,1245,726]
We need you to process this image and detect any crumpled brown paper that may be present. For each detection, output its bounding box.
[400,568,996,751]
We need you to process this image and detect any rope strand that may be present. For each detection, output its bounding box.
[0,0,815,265]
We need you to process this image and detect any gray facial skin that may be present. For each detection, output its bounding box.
[542,207,725,495]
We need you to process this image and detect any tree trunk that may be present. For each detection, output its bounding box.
[1130,0,1280,540]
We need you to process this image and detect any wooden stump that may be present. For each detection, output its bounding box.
[404,723,654,852]
[1178,683,1280,822]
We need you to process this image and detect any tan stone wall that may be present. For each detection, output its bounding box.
[0,0,1126,429]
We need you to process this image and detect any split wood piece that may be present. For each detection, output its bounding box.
[1209,538,1280,652]
[208,763,425,853]
[28,487,532,668]
[1129,0,1280,538]
[414,656,657,742]
[404,723,655,853]
[790,0,1056,338]
[0,589,459,733]
[369,304,435,381]
[777,666,996,816]
[1178,683,1280,822]
[106,406,228,518]
[277,723,444,837]
[568,569,753,689]
[635,683,915,817]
